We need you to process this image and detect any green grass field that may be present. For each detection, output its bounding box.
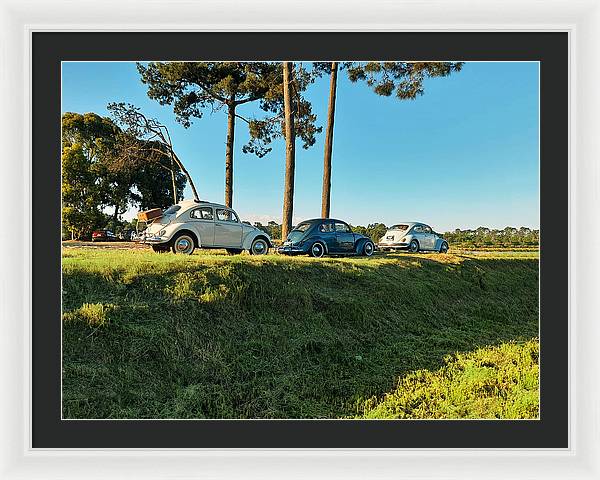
[62,248,539,419]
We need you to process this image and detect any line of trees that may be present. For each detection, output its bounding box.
[443,227,539,248]
[63,61,464,240]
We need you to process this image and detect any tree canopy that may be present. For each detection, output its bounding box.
[345,61,463,98]
[61,111,186,239]
[137,62,283,128]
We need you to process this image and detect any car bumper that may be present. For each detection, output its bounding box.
[138,235,170,245]
[378,242,409,250]
[277,245,307,255]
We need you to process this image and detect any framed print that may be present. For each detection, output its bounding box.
[38,31,564,449]
[1,0,599,478]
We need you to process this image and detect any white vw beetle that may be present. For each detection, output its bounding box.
[139,199,272,255]
[378,222,449,253]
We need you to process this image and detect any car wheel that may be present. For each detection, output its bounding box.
[250,238,269,255]
[226,248,243,255]
[171,233,195,255]
[439,242,449,254]
[409,239,419,253]
[310,242,326,258]
[362,241,375,257]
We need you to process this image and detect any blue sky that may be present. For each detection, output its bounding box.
[62,61,539,232]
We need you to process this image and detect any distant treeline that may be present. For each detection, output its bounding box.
[443,227,539,247]
[252,222,539,247]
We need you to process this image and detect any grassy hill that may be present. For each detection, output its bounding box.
[62,249,539,419]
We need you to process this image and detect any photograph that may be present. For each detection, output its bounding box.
[60,59,540,420]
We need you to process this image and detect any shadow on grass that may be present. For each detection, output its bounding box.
[62,252,539,419]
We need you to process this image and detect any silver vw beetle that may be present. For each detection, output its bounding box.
[139,199,272,255]
[378,222,449,253]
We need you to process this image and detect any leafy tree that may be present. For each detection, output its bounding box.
[130,156,186,210]
[267,221,282,241]
[313,61,463,218]
[351,222,388,243]
[62,113,122,239]
[107,103,198,202]
[62,111,185,238]
[137,62,284,208]
[62,112,118,156]
[366,223,389,243]
[61,144,107,239]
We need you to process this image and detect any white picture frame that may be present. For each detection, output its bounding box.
[1,0,597,478]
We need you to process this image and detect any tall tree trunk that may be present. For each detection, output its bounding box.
[112,203,119,230]
[170,156,177,205]
[321,61,338,218]
[281,62,296,241]
[225,100,236,208]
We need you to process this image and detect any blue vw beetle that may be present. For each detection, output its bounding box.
[278,218,375,258]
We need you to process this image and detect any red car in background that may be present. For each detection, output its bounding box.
[91,230,117,242]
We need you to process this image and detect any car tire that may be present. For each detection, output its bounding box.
[439,242,449,254]
[409,239,419,253]
[362,241,375,257]
[226,248,243,255]
[310,242,326,258]
[249,238,269,255]
[170,233,195,255]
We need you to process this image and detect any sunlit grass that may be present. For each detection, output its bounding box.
[354,339,539,419]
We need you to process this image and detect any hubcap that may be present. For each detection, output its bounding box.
[365,243,373,256]
[253,240,267,254]
[175,237,193,253]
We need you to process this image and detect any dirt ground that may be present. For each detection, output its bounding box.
[62,240,151,250]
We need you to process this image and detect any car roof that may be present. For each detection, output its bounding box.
[389,222,428,228]
[177,199,228,210]
[298,218,350,225]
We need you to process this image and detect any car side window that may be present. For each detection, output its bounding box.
[216,209,239,223]
[423,225,432,234]
[190,207,214,220]
[319,222,334,233]
[334,222,350,233]
[413,225,423,234]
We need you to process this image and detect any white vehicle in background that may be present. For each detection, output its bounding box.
[138,199,272,255]
[378,222,449,253]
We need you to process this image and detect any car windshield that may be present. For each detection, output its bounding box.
[389,224,409,231]
[163,205,181,215]
[287,222,312,242]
